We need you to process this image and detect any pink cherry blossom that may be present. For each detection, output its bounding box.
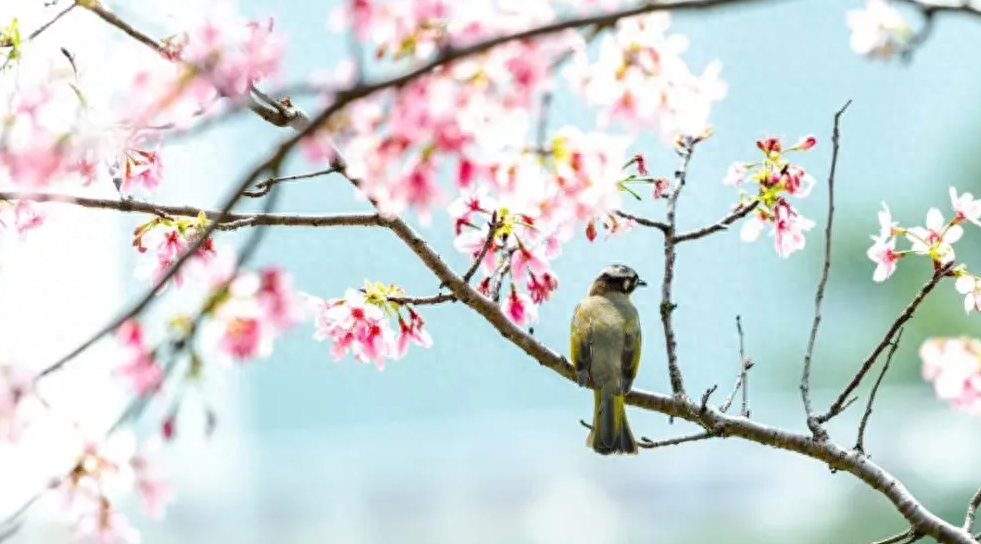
[504,288,538,326]
[307,289,398,369]
[394,308,433,359]
[920,337,981,416]
[511,244,550,283]
[950,187,981,227]
[256,267,306,332]
[867,236,901,282]
[527,271,559,304]
[723,162,748,186]
[772,201,815,258]
[955,275,981,314]
[905,208,962,266]
[114,320,163,396]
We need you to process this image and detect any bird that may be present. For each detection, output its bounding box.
[570,264,646,455]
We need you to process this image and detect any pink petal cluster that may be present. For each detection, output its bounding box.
[870,187,981,287]
[0,364,35,444]
[921,337,981,416]
[160,14,284,97]
[132,220,217,290]
[727,135,818,258]
[57,432,172,544]
[0,200,46,240]
[203,266,306,362]
[563,12,727,143]
[114,320,163,396]
[306,1,581,224]
[306,283,434,369]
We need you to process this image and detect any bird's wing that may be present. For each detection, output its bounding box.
[570,300,593,375]
[620,303,641,393]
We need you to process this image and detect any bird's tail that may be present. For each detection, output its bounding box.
[587,387,638,455]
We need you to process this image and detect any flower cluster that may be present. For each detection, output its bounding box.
[563,12,727,143]
[158,13,283,98]
[724,135,818,258]
[114,320,164,397]
[869,188,981,312]
[55,432,173,544]
[921,337,981,416]
[305,281,433,369]
[201,265,306,363]
[846,0,912,60]
[132,213,217,290]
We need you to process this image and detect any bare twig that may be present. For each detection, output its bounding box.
[802,99,850,439]
[461,214,498,283]
[384,293,457,305]
[720,316,753,415]
[673,201,760,243]
[660,136,697,396]
[615,210,670,232]
[964,486,981,532]
[639,431,715,449]
[27,1,77,40]
[817,263,951,424]
[855,328,903,454]
[242,167,339,197]
[0,191,382,230]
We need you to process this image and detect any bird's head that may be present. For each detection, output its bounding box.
[587,264,647,297]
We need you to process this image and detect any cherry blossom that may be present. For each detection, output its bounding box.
[905,208,962,266]
[955,274,981,314]
[504,288,537,326]
[74,498,142,544]
[846,0,911,60]
[114,320,163,396]
[950,187,981,227]
[920,337,981,416]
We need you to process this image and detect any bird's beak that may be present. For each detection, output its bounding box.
[637,278,648,287]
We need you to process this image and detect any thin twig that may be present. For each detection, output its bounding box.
[384,294,457,305]
[27,1,77,40]
[639,431,715,449]
[802,99,851,439]
[673,200,759,242]
[661,136,697,396]
[720,316,753,415]
[242,167,339,197]
[855,328,903,454]
[861,529,923,544]
[818,263,952,424]
[0,191,382,230]
[461,214,498,283]
[615,210,670,232]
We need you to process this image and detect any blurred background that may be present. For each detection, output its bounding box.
[3,0,981,543]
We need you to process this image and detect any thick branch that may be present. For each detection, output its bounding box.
[387,213,972,544]
[802,99,850,438]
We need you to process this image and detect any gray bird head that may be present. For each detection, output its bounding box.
[588,264,647,296]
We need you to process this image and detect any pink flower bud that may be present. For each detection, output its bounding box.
[795,135,817,150]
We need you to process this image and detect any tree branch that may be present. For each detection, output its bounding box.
[0,191,383,230]
[855,328,902,454]
[720,315,752,416]
[802,99,850,439]
[673,200,759,243]
[817,263,951,424]
[660,136,697,396]
[964,486,981,532]
[615,210,670,232]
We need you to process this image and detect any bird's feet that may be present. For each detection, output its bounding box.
[575,368,591,388]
